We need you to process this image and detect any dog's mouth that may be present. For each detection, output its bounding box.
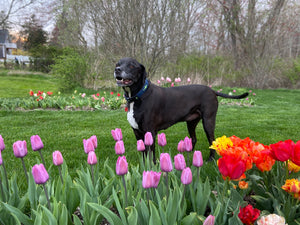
[115,77,133,86]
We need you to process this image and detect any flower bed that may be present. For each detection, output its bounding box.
[0,130,299,225]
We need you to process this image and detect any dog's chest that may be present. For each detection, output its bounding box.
[127,102,139,130]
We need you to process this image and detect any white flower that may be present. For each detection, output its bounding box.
[257,214,287,225]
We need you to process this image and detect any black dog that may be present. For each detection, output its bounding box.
[114,57,248,162]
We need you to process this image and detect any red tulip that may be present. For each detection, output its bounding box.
[115,140,125,155]
[137,139,145,152]
[32,164,49,184]
[177,140,185,152]
[238,205,260,225]
[160,153,173,172]
[13,140,28,158]
[218,155,246,180]
[193,151,203,167]
[0,135,5,151]
[87,151,97,165]
[30,135,44,151]
[52,151,63,166]
[181,167,192,185]
[83,138,95,154]
[144,132,153,146]
[116,156,128,175]
[111,128,123,141]
[174,154,186,171]
[270,139,294,162]
[184,137,193,152]
[157,133,167,147]
[291,140,300,166]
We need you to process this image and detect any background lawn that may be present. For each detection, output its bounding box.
[0,70,299,191]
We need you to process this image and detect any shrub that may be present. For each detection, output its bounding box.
[51,48,88,91]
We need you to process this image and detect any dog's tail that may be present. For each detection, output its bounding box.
[215,91,249,99]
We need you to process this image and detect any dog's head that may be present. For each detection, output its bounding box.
[114,57,147,87]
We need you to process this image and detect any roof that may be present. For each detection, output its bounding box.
[0,29,10,43]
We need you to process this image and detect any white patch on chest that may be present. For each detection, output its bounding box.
[124,87,139,130]
[127,102,139,129]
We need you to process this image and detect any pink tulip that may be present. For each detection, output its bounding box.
[184,137,193,152]
[101,97,105,102]
[177,140,185,152]
[90,135,98,148]
[144,132,153,146]
[0,151,2,165]
[157,133,167,147]
[160,153,173,172]
[161,77,165,81]
[203,215,215,225]
[116,156,128,176]
[187,78,191,83]
[193,151,203,167]
[87,151,97,165]
[111,128,123,141]
[157,80,161,84]
[166,77,172,83]
[152,171,162,188]
[0,135,5,151]
[142,171,161,189]
[115,140,125,155]
[30,135,44,151]
[32,164,49,184]
[171,83,174,87]
[174,154,186,171]
[52,151,63,166]
[137,139,145,152]
[13,140,28,158]
[181,167,192,185]
[83,138,95,154]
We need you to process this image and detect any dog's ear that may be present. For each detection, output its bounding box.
[139,63,148,80]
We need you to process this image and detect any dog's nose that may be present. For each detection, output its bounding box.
[115,67,121,73]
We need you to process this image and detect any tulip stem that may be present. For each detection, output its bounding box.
[58,165,64,184]
[165,172,169,199]
[38,150,46,167]
[43,183,51,210]
[187,152,190,167]
[21,158,28,183]
[181,184,187,208]
[0,177,5,202]
[2,161,9,190]
[197,167,200,184]
[122,175,128,208]
[90,164,94,186]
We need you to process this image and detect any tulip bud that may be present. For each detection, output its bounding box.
[13,140,28,158]
[184,137,193,152]
[203,215,215,225]
[142,171,152,189]
[32,164,49,184]
[87,151,97,165]
[177,140,185,152]
[111,128,123,141]
[0,135,5,151]
[52,151,64,166]
[193,151,203,167]
[181,167,192,185]
[157,133,167,147]
[83,138,95,154]
[30,135,44,151]
[160,153,173,172]
[137,139,145,152]
[115,140,125,155]
[144,132,153,146]
[116,156,128,176]
[89,135,98,149]
[174,154,186,171]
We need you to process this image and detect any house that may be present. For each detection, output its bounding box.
[0,29,17,59]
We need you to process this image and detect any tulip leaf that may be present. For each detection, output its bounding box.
[149,201,162,225]
[40,205,58,225]
[112,188,128,225]
[59,204,68,225]
[180,212,202,225]
[127,206,138,225]
[87,202,124,225]
[73,215,83,225]
[1,202,34,225]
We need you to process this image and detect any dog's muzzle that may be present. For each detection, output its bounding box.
[114,68,134,86]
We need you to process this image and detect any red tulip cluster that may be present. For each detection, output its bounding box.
[238,204,260,225]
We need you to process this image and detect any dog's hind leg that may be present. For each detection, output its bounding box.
[202,115,216,160]
[187,118,201,150]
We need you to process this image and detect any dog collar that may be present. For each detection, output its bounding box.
[125,79,149,103]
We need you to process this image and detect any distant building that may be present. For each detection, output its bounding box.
[0,29,17,59]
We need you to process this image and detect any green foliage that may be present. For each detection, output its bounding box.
[287,57,300,84]
[51,48,88,91]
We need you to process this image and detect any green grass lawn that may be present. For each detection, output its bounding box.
[0,69,300,191]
